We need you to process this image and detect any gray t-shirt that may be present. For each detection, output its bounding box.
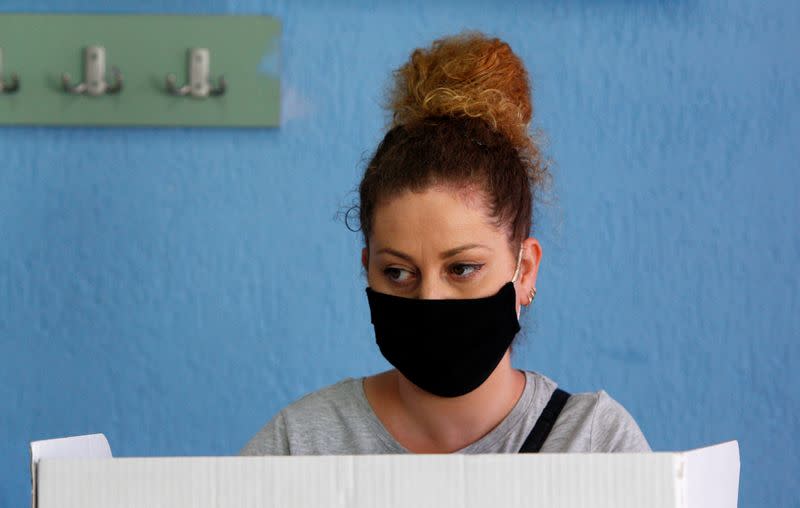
[240,370,650,455]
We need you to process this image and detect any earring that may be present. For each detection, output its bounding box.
[528,287,536,305]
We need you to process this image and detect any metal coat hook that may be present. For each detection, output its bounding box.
[166,48,226,98]
[0,48,20,94]
[62,46,122,96]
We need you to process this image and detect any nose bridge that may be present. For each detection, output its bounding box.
[417,271,446,300]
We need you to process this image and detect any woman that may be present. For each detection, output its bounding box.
[240,32,649,455]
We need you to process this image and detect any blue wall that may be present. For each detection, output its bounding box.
[2,1,798,506]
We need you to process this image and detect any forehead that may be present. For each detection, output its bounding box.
[370,186,505,250]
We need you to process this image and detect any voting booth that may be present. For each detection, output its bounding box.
[30,434,740,508]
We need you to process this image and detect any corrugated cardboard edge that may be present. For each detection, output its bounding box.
[29,444,36,508]
[674,452,688,508]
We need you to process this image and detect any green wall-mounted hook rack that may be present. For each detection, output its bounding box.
[0,14,280,127]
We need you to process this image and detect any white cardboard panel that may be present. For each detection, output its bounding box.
[30,433,112,508]
[463,453,679,508]
[33,438,739,508]
[686,441,740,508]
[30,433,112,462]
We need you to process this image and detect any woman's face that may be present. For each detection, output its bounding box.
[362,185,541,310]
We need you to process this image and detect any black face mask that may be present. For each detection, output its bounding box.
[365,280,521,398]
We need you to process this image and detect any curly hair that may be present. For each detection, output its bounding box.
[355,31,551,250]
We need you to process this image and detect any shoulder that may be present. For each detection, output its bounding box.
[584,390,650,452]
[239,377,367,456]
[563,389,650,452]
[535,377,650,453]
[280,377,364,422]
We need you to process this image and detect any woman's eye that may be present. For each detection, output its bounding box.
[450,264,483,278]
[384,267,414,283]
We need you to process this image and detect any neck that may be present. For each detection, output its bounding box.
[392,351,525,453]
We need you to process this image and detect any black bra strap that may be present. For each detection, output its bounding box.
[518,388,571,453]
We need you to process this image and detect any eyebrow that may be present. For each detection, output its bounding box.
[376,243,492,262]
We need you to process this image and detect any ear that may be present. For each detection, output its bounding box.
[517,237,542,308]
[361,247,369,272]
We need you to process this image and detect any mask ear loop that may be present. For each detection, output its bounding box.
[511,245,525,320]
[511,244,524,283]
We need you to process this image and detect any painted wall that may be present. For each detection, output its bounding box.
[2,1,797,506]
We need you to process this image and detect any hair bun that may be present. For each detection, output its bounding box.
[388,31,534,156]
